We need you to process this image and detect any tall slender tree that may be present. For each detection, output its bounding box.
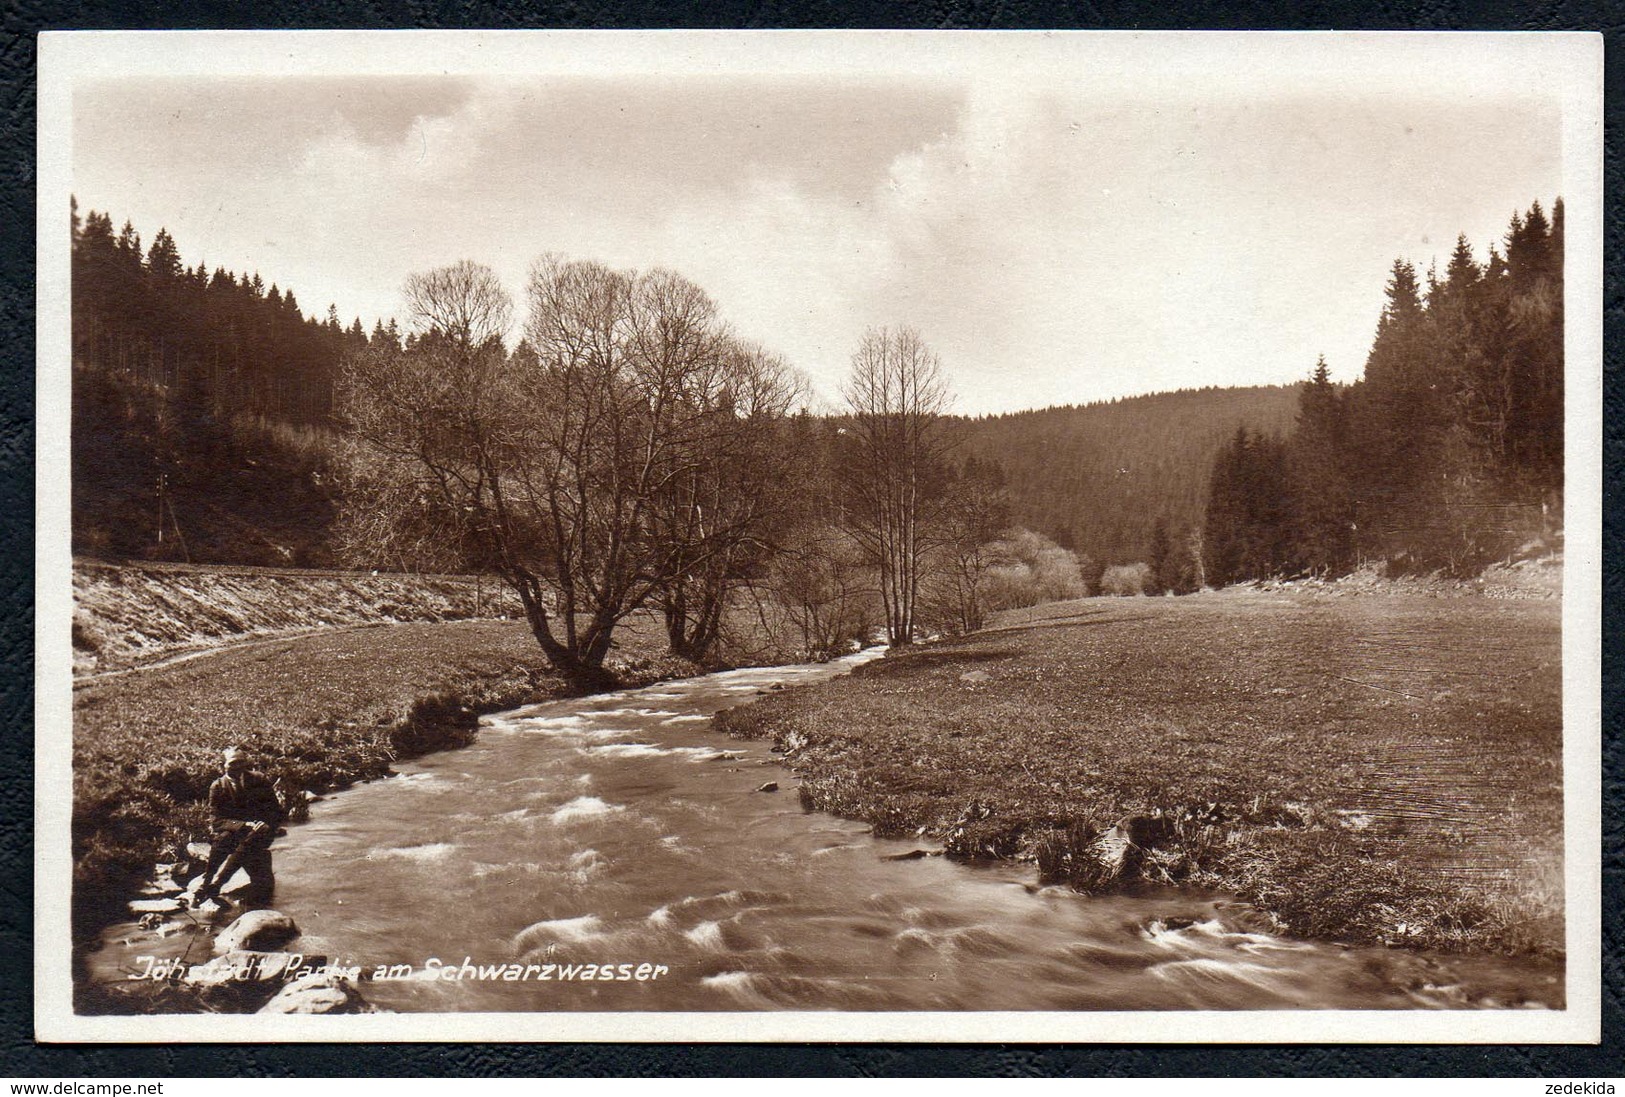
[837,326,953,646]
[1145,516,1173,596]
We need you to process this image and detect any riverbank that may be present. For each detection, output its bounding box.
[72,616,695,938]
[714,589,1564,959]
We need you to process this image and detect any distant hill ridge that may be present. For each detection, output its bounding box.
[955,384,1302,564]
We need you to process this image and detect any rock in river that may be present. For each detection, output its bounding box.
[213,909,299,955]
[185,950,322,1011]
[259,970,372,1015]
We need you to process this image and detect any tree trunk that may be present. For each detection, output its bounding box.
[512,575,620,689]
[664,574,728,664]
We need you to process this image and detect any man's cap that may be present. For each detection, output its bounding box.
[222,746,244,763]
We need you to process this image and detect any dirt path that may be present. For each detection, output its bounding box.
[73,621,396,688]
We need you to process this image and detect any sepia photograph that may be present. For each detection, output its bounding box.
[34,30,1602,1043]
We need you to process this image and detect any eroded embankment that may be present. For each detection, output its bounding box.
[714,590,1564,959]
[73,559,524,675]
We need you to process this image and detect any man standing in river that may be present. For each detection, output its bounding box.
[193,746,284,906]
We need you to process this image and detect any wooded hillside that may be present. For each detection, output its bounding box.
[1196,199,1563,586]
[70,199,1558,588]
[71,202,371,564]
[953,387,1300,565]
[71,205,1299,572]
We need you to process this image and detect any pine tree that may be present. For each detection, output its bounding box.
[1288,357,1352,575]
[145,228,183,280]
[1239,433,1295,578]
[1145,516,1173,595]
[1202,428,1248,587]
[1308,198,1562,573]
[1201,427,1296,586]
[1502,199,1563,497]
[1352,255,1450,565]
[116,220,142,264]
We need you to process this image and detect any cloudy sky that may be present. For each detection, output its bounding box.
[67,34,1574,415]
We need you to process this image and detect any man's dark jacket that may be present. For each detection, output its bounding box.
[207,771,284,833]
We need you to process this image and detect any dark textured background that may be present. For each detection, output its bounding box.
[3,1,1618,1077]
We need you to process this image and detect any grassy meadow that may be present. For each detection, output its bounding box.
[716,590,1564,958]
[71,614,690,936]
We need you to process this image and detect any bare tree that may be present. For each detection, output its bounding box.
[758,523,876,658]
[648,337,806,661]
[743,412,880,660]
[401,260,513,351]
[837,326,953,646]
[926,455,1010,635]
[334,261,517,579]
[336,256,802,682]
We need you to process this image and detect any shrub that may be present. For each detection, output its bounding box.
[1099,562,1150,596]
[983,528,1087,610]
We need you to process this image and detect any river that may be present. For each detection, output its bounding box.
[94,651,1564,1012]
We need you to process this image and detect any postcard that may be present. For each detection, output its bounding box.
[35,29,1603,1043]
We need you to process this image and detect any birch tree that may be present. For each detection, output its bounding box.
[837,326,952,646]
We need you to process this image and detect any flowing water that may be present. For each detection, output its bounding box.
[93,652,1563,1012]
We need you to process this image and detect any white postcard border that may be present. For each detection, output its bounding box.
[34,29,1606,1045]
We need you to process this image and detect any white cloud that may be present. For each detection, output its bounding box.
[72,69,1562,415]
